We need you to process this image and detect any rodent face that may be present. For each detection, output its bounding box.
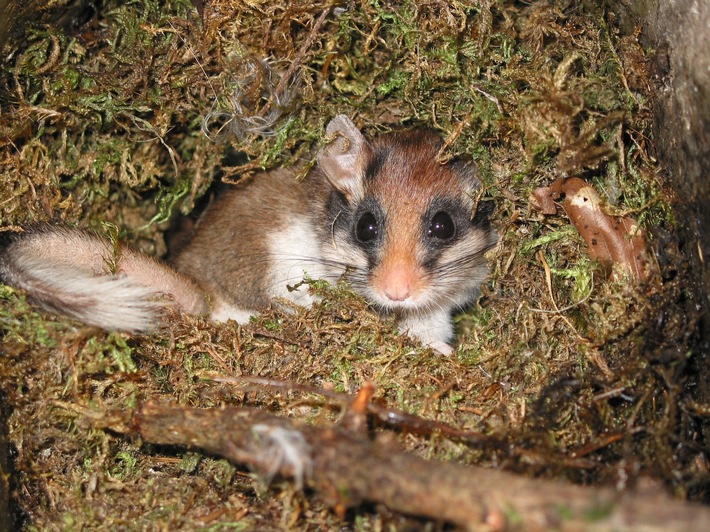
[325,130,495,314]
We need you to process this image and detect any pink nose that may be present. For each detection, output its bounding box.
[385,285,410,301]
[383,275,412,302]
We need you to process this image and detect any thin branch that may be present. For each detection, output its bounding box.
[87,401,710,531]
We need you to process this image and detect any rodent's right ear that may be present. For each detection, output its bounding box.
[317,115,368,201]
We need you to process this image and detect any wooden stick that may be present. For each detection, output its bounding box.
[92,402,710,531]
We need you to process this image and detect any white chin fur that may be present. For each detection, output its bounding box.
[365,285,453,314]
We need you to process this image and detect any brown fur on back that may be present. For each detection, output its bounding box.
[172,167,331,310]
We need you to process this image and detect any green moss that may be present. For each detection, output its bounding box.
[110,451,139,479]
[0,290,60,348]
[0,0,698,528]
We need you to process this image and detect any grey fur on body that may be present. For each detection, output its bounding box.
[0,116,497,354]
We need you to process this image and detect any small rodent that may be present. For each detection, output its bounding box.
[0,115,497,354]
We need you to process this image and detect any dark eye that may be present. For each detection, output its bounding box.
[428,211,455,240]
[356,212,379,242]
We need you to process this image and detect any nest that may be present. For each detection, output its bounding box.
[0,0,706,528]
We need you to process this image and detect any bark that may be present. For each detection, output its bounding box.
[0,422,10,532]
[612,0,710,466]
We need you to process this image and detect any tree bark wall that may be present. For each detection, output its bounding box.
[612,0,710,421]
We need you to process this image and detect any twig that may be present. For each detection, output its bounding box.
[208,376,492,445]
[265,7,332,114]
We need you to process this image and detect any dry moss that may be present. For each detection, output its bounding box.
[0,0,705,528]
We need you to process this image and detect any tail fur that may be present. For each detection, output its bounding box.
[0,227,208,332]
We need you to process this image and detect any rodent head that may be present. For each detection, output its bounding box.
[318,115,496,315]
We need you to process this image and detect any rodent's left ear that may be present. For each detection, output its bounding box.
[317,115,368,201]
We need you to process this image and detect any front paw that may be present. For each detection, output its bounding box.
[397,310,455,355]
[428,340,454,355]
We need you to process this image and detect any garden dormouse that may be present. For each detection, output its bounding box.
[0,115,497,354]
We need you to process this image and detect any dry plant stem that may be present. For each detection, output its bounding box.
[115,402,710,531]
[263,7,332,115]
[211,376,491,444]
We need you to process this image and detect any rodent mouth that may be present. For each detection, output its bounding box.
[370,290,431,313]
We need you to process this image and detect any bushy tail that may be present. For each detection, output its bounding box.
[0,227,208,332]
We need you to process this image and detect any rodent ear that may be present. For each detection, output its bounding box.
[317,115,368,200]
